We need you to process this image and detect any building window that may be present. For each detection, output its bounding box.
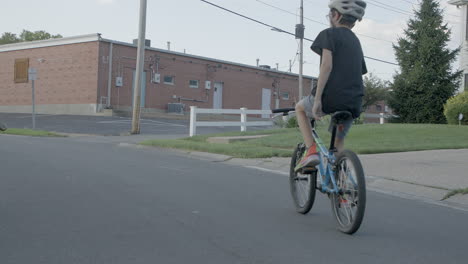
[14,58,29,83]
[164,75,175,85]
[281,92,290,100]
[376,105,383,112]
[189,80,199,88]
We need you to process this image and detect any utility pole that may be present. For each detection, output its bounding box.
[131,0,147,134]
[297,0,305,99]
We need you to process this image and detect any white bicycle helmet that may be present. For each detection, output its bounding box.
[328,0,367,21]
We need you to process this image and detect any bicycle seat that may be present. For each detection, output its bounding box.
[331,111,353,124]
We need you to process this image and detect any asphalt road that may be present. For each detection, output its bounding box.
[0,113,271,136]
[1,135,467,264]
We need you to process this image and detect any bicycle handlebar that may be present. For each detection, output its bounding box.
[272,108,295,116]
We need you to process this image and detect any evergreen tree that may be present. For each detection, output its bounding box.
[389,0,462,123]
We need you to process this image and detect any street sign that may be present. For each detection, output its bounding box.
[28,67,37,80]
[459,113,464,121]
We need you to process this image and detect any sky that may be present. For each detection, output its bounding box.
[0,0,463,82]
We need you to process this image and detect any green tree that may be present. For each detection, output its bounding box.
[388,0,462,123]
[0,30,62,45]
[444,91,468,125]
[0,32,20,45]
[362,73,389,111]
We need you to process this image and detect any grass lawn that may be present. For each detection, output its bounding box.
[141,123,468,158]
[0,128,66,137]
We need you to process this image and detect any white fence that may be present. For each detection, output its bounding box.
[189,106,273,137]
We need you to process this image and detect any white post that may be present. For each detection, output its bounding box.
[190,106,197,137]
[107,42,113,108]
[240,107,247,132]
[28,67,37,129]
[32,79,36,129]
[380,113,384,125]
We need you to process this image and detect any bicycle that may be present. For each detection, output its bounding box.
[272,108,366,234]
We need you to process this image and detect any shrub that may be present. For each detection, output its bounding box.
[286,116,299,128]
[444,91,468,125]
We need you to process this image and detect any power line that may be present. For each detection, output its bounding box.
[200,0,399,66]
[368,0,460,21]
[255,0,326,26]
[368,0,413,15]
[398,0,460,18]
[254,0,394,43]
[290,40,300,70]
[400,0,415,4]
[367,1,413,16]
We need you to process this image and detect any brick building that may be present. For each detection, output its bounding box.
[0,34,316,116]
[363,100,393,123]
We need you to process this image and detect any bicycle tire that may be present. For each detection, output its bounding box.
[330,150,366,234]
[289,143,316,214]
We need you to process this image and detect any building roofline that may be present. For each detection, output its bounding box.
[0,33,316,80]
[448,0,468,6]
[0,33,101,53]
[100,38,316,80]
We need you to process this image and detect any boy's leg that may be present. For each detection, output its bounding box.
[295,101,314,148]
[295,96,320,170]
[333,118,353,153]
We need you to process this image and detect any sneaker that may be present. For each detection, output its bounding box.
[295,148,320,172]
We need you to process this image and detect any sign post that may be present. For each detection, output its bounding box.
[28,68,37,129]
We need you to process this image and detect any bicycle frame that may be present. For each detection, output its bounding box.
[311,120,340,194]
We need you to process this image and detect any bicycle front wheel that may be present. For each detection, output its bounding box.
[331,150,366,234]
[289,143,316,214]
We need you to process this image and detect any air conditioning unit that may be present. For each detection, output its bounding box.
[116,77,123,87]
[152,73,161,83]
[167,103,185,114]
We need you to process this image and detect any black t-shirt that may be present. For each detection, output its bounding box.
[311,27,367,118]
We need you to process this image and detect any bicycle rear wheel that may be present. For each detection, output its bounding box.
[289,143,316,214]
[330,150,366,234]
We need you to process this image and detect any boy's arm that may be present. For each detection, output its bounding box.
[312,48,333,120]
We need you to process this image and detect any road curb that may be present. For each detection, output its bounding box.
[177,150,468,212]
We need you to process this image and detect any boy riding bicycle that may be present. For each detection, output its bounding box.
[295,0,368,171]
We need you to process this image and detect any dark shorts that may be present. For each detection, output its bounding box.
[299,95,353,139]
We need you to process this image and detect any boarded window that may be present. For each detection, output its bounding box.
[14,58,29,83]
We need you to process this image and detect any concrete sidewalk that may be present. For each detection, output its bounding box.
[178,149,468,211]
